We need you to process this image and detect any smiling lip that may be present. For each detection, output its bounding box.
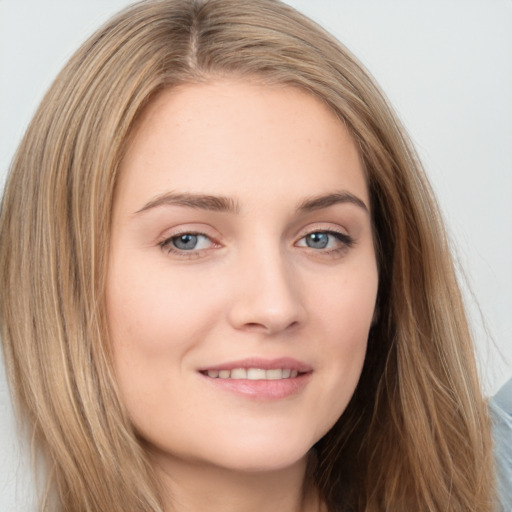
[198,357,312,400]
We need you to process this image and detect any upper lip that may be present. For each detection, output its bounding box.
[199,357,313,373]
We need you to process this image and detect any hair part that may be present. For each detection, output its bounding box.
[0,1,494,510]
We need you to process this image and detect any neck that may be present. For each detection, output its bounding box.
[151,450,323,512]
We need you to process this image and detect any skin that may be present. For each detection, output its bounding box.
[106,79,378,512]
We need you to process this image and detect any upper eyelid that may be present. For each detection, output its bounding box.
[298,228,349,238]
[159,226,348,240]
[294,222,350,238]
[156,223,219,242]
[155,220,353,244]
[160,231,216,246]
[296,230,353,245]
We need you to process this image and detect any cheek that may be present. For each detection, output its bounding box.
[311,253,378,343]
[105,256,232,418]
[105,265,185,408]
[307,257,378,424]
[106,259,220,352]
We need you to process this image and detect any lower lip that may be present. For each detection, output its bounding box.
[200,373,311,400]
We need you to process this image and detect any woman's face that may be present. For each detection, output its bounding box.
[107,80,378,474]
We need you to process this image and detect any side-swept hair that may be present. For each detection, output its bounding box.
[0,1,494,510]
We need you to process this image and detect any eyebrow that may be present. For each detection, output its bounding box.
[135,192,240,214]
[135,190,368,215]
[296,192,369,213]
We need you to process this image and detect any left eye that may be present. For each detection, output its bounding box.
[296,231,351,250]
[163,233,213,251]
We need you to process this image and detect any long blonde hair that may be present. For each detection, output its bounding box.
[0,1,494,510]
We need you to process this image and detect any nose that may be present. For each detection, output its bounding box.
[226,245,306,335]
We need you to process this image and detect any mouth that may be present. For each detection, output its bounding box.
[200,367,302,380]
[198,358,312,399]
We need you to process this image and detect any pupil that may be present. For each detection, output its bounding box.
[174,234,198,250]
[307,232,328,249]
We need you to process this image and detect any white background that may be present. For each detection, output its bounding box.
[1,1,511,510]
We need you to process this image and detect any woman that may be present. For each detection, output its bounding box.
[0,1,508,511]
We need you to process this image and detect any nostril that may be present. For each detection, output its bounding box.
[282,320,300,331]
[241,319,300,334]
[244,322,268,332]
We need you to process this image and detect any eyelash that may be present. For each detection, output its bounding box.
[299,230,355,256]
[158,229,355,259]
[158,231,219,258]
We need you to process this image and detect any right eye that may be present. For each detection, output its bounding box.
[159,232,215,254]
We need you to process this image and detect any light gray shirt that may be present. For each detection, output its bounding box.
[491,378,512,512]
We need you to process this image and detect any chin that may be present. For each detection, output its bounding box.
[192,428,320,473]
[209,447,311,474]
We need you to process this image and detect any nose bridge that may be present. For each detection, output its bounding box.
[227,236,305,334]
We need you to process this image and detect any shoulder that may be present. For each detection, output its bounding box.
[490,378,512,512]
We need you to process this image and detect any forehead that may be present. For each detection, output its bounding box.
[117,79,368,211]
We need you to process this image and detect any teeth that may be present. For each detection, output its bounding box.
[247,368,266,380]
[206,368,301,380]
[230,368,247,379]
[266,369,283,380]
